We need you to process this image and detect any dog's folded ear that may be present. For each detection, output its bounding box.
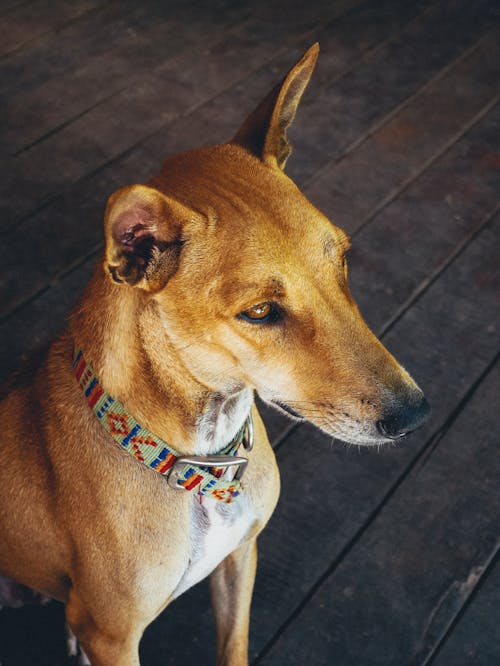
[232,43,319,171]
[104,184,188,292]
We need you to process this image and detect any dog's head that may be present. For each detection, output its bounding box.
[103,45,429,446]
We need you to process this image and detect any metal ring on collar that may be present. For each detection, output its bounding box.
[167,454,248,490]
[244,413,254,451]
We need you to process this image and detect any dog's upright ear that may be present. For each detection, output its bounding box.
[104,184,188,292]
[232,43,319,170]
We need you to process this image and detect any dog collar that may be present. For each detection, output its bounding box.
[72,348,253,503]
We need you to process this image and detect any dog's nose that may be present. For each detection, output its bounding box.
[377,395,431,439]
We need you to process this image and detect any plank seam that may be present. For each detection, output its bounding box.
[0,0,35,19]
[378,202,500,339]
[11,0,428,152]
[0,238,104,325]
[423,543,500,666]
[12,82,133,157]
[344,92,500,242]
[296,0,441,120]
[8,7,256,156]
[0,1,110,62]
[303,24,499,192]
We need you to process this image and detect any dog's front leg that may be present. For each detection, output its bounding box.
[210,537,258,666]
[66,588,141,666]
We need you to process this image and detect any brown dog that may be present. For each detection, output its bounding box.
[0,45,429,665]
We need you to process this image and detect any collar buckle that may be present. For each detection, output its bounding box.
[243,413,254,451]
[168,454,248,491]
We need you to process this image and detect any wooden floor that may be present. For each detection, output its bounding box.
[0,0,499,664]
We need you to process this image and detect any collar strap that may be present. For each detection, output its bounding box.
[72,348,252,503]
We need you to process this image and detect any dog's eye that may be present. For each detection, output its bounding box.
[238,302,279,324]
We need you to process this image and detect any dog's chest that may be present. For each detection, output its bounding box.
[173,494,255,597]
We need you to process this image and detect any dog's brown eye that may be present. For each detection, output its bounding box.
[243,303,271,320]
[238,302,281,324]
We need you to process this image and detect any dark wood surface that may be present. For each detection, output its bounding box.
[0,1,499,664]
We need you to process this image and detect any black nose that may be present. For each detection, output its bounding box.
[377,396,430,439]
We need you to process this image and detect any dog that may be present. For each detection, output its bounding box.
[0,44,429,665]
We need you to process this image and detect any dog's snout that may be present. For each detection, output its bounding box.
[377,395,430,439]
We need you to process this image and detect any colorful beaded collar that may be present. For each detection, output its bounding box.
[72,348,253,504]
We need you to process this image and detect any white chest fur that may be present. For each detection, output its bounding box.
[173,387,256,597]
[173,493,255,597]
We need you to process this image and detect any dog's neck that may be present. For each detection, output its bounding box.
[69,266,252,456]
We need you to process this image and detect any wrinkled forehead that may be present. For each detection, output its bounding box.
[153,146,350,308]
[156,145,348,256]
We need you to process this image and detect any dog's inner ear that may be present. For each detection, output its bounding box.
[104,185,185,292]
[232,43,319,170]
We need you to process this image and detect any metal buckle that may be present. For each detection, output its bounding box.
[244,413,254,451]
[167,454,248,490]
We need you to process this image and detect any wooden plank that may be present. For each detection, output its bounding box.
[304,29,500,233]
[0,0,104,58]
[0,2,171,98]
[258,356,500,665]
[286,0,499,186]
[432,555,500,666]
[0,256,96,380]
[0,0,362,230]
[0,1,34,18]
[0,0,257,155]
[0,0,345,102]
[0,4,162,150]
[348,100,500,333]
[123,0,435,160]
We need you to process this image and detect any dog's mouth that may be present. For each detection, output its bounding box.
[268,400,395,445]
[270,400,305,421]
